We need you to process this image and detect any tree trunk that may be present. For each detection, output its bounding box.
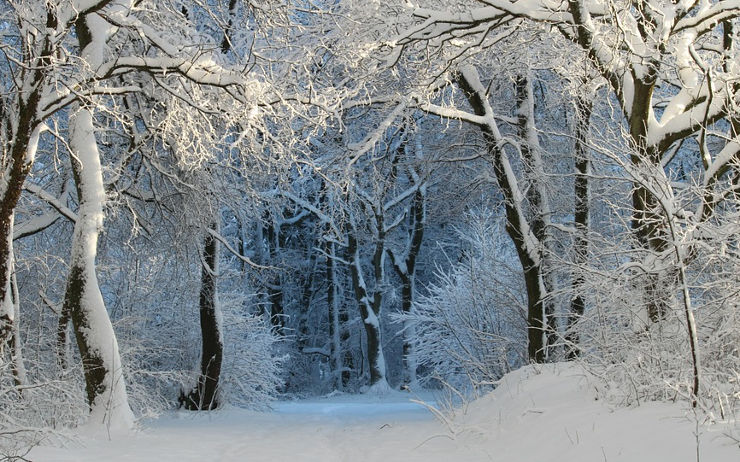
[0,215,16,354]
[326,240,344,389]
[627,75,674,323]
[0,2,54,352]
[398,270,417,385]
[183,224,223,410]
[456,67,548,363]
[265,223,285,334]
[338,255,353,389]
[9,266,27,388]
[65,107,133,429]
[348,233,388,388]
[57,299,71,369]
[515,74,556,358]
[632,172,672,323]
[517,250,547,364]
[389,186,425,387]
[65,105,134,427]
[0,123,44,351]
[566,94,592,359]
[62,14,134,430]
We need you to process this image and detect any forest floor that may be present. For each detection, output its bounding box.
[29,364,740,462]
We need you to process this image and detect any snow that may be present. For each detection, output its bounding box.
[24,123,44,168]
[347,101,409,166]
[363,309,380,328]
[29,364,740,461]
[274,390,434,417]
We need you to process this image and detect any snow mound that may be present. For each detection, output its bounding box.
[451,363,739,462]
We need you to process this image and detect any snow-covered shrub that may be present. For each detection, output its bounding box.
[0,244,89,457]
[0,342,87,458]
[103,248,284,412]
[396,211,526,393]
[217,296,284,408]
[577,247,740,414]
[572,165,740,415]
[117,320,192,418]
[576,265,739,414]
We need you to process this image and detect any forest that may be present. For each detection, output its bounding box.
[1,0,739,458]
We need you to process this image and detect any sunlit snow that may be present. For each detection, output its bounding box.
[30,365,740,462]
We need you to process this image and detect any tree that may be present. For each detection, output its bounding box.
[279,108,433,390]
[387,162,426,386]
[396,210,527,391]
[0,0,318,425]
[393,0,740,322]
[0,0,59,350]
[60,9,137,429]
[412,65,555,362]
[565,77,597,359]
[181,223,223,410]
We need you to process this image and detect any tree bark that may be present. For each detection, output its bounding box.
[0,6,54,346]
[63,14,134,430]
[183,224,223,410]
[9,266,27,388]
[348,233,388,388]
[456,67,548,363]
[265,223,285,334]
[0,123,43,351]
[57,300,71,369]
[514,74,556,358]
[0,215,16,354]
[389,186,425,386]
[326,240,345,389]
[566,94,592,359]
[65,106,134,427]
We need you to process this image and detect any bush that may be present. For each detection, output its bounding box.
[396,211,526,393]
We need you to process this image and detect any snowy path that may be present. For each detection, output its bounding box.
[29,366,740,462]
[30,392,475,462]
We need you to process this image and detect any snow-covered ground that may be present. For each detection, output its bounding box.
[30,365,740,461]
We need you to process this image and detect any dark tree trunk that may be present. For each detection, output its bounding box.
[456,68,548,363]
[514,75,557,358]
[389,187,425,385]
[632,167,672,324]
[237,218,246,272]
[183,225,223,410]
[338,250,353,389]
[326,240,347,389]
[268,278,284,332]
[0,4,53,351]
[220,0,239,54]
[294,239,319,361]
[566,95,592,359]
[65,262,107,408]
[57,301,71,369]
[347,233,387,386]
[515,248,547,364]
[0,106,43,351]
[265,223,285,334]
[626,74,673,323]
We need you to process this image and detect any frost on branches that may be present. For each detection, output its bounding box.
[386,0,740,409]
[397,212,526,392]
